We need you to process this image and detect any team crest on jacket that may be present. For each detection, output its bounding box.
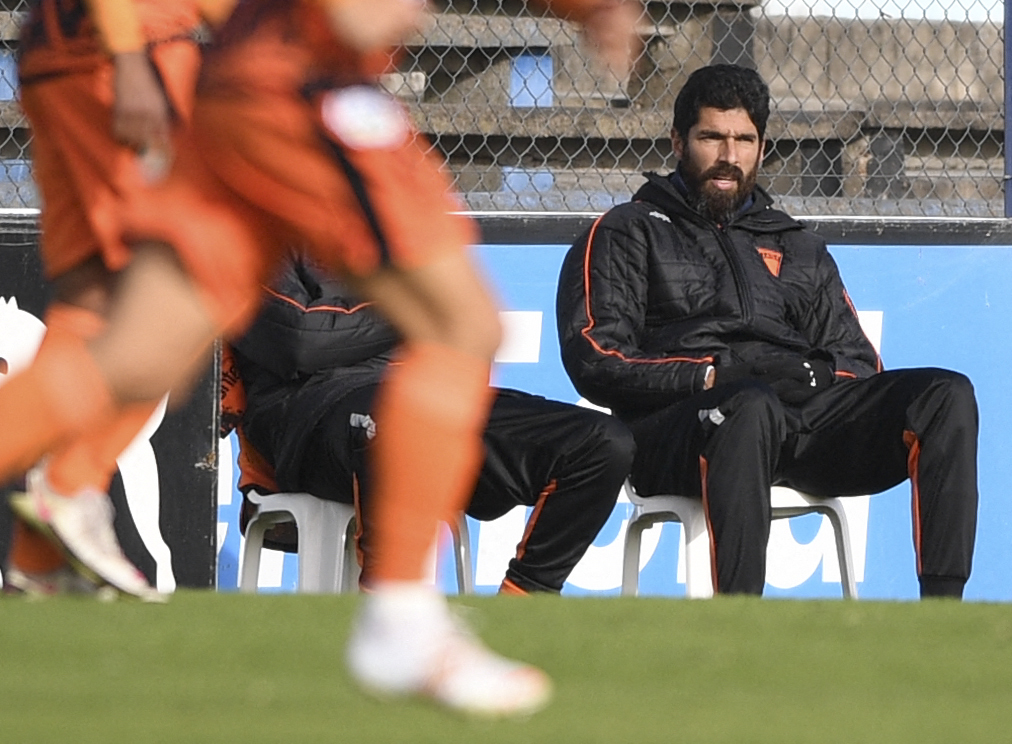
[756,246,783,277]
[321,86,410,150]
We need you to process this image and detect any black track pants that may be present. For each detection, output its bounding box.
[628,368,978,596]
[300,386,635,592]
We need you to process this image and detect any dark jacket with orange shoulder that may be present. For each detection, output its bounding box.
[556,172,881,421]
[230,256,397,487]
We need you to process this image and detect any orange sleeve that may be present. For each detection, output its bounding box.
[83,0,145,53]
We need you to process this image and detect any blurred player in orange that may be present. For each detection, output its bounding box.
[0,0,641,715]
[3,0,236,599]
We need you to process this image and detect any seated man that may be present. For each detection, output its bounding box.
[555,63,978,598]
[228,253,635,594]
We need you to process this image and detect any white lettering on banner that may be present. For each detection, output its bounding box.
[0,297,45,378]
[1,298,176,593]
[255,547,286,588]
[473,506,527,585]
[116,395,176,593]
[218,432,234,510]
[856,310,883,354]
[494,311,542,363]
[216,432,235,584]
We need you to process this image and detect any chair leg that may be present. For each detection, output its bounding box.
[340,517,361,593]
[682,513,714,599]
[295,506,341,594]
[622,517,647,597]
[326,510,356,593]
[823,504,858,599]
[239,519,268,593]
[452,516,474,595]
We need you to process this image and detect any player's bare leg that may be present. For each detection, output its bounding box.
[89,242,221,406]
[342,251,552,717]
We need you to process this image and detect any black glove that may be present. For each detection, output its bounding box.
[711,363,755,388]
[751,356,834,404]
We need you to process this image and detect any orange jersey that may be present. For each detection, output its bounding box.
[19,0,213,81]
[23,39,203,278]
[202,0,393,96]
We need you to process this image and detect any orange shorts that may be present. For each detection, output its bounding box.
[21,40,201,280]
[123,81,476,336]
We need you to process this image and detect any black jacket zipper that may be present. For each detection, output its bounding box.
[714,222,754,326]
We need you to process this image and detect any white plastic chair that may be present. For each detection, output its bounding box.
[239,489,474,594]
[621,481,858,599]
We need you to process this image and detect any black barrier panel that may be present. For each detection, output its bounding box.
[0,217,217,589]
[473,213,1012,246]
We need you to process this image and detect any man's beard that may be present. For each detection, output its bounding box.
[681,158,758,224]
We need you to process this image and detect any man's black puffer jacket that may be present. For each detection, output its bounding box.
[556,172,880,421]
[231,256,397,489]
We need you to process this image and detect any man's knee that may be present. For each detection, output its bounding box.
[589,415,637,473]
[712,381,786,436]
[918,369,978,424]
[556,411,636,496]
[938,369,976,406]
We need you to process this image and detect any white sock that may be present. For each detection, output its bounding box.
[365,581,446,625]
[350,582,451,691]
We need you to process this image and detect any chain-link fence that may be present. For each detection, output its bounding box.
[0,2,32,209]
[0,0,1005,215]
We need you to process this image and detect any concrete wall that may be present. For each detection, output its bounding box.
[0,5,1005,214]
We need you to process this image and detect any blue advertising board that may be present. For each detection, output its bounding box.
[217,238,1012,602]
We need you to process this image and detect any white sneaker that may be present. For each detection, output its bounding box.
[3,565,117,601]
[9,472,165,603]
[346,590,552,718]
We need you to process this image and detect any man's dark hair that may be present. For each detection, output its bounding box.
[672,64,771,141]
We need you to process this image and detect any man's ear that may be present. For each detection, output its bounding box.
[671,128,684,159]
[759,137,767,163]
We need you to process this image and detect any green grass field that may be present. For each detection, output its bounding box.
[1,591,1010,743]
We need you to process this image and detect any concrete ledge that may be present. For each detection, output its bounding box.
[412,103,886,141]
[0,100,26,130]
[407,14,573,48]
[0,11,24,42]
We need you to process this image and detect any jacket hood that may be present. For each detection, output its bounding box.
[632,172,804,234]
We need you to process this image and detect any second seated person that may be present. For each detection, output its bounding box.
[229,254,635,595]
[556,63,979,598]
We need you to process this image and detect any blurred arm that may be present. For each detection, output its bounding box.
[538,0,643,81]
[316,0,428,54]
[82,1,170,156]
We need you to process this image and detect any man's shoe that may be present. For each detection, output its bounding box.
[9,475,164,603]
[346,597,552,718]
[3,565,116,600]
